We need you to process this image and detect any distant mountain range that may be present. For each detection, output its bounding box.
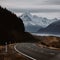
[38,20,60,35]
[20,12,59,33]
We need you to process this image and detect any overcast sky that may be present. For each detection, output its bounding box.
[0,0,60,9]
[0,0,60,18]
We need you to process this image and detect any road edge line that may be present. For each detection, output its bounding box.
[14,44,36,60]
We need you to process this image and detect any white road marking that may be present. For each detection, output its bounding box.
[14,44,36,60]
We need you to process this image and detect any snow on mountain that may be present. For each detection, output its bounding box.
[20,12,57,27]
[20,12,36,26]
[20,12,59,32]
[20,12,42,32]
[20,12,33,21]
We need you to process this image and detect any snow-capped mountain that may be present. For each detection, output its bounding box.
[20,12,58,32]
[20,12,33,21]
[20,12,57,27]
[20,12,35,26]
[20,12,42,32]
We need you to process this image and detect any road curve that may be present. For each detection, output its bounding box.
[14,43,60,60]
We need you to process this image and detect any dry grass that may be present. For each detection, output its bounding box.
[0,44,31,60]
[33,35,60,50]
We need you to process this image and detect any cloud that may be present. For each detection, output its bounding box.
[0,0,47,8]
[45,0,60,5]
[9,8,60,13]
[0,0,60,9]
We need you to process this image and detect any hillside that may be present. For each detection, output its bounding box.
[33,35,60,49]
[0,6,25,45]
[38,20,60,34]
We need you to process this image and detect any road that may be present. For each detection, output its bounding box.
[14,43,60,60]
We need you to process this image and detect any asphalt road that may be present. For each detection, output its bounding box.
[14,43,60,60]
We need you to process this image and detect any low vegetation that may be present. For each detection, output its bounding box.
[33,35,60,49]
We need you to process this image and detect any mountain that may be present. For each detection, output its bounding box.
[20,12,42,32]
[38,20,60,35]
[20,12,58,32]
[20,12,33,21]
[25,25,42,33]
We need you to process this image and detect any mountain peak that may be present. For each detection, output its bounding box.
[20,12,33,21]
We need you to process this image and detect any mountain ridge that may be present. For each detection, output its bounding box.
[20,12,59,32]
[38,20,60,35]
